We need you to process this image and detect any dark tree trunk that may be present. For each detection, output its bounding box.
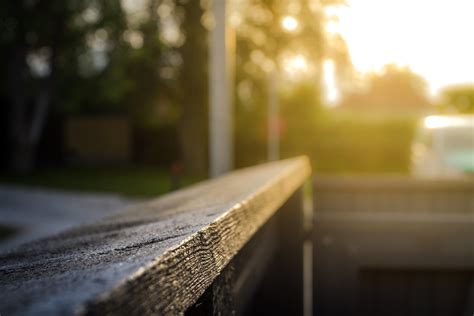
[7,41,32,174]
[178,1,209,176]
[178,107,208,176]
[10,140,37,174]
[6,7,60,174]
[8,91,52,174]
[7,48,54,174]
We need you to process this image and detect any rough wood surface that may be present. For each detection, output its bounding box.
[0,157,310,316]
[186,214,279,316]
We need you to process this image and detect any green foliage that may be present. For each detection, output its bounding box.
[0,167,201,198]
[2,0,416,177]
[0,0,130,112]
[280,81,324,156]
[308,112,418,174]
[234,0,329,168]
[235,89,268,167]
[439,85,474,114]
[339,64,431,111]
[0,0,180,119]
[236,103,418,174]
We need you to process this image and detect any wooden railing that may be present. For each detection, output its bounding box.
[0,157,311,315]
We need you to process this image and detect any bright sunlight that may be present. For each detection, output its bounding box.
[326,0,474,96]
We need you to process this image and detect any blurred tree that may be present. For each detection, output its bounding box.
[175,0,208,175]
[338,64,432,112]
[119,0,170,124]
[438,85,474,114]
[1,0,352,174]
[280,80,323,157]
[1,0,210,175]
[326,33,354,96]
[0,0,128,173]
[233,0,331,166]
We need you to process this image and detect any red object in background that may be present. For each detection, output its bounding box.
[277,117,288,136]
[170,162,184,191]
[171,162,184,175]
[261,117,288,139]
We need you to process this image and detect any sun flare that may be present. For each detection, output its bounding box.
[327,0,474,96]
[281,16,299,32]
[282,54,310,78]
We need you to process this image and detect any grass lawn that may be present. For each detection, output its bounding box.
[0,167,203,198]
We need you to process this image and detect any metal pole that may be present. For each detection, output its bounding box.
[267,72,279,161]
[209,0,233,177]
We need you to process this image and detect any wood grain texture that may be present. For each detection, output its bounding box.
[0,157,311,316]
[186,213,279,316]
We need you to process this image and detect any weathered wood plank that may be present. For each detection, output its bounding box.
[0,157,310,316]
[186,213,279,316]
[245,189,306,316]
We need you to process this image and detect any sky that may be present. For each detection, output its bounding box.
[325,0,474,98]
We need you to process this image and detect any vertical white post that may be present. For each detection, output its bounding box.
[209,0,233,177]
[267,72,279,161]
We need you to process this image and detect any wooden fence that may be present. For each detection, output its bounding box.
[0,157,311,316]
[313,176,474,316]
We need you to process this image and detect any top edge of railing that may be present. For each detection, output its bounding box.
[0,156,311,316]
